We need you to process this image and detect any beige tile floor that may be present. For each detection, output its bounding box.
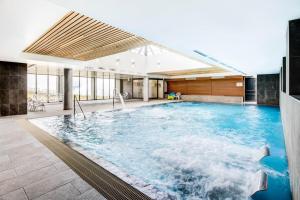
[0,99,173,200]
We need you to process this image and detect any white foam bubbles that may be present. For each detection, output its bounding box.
[152,134,261,199]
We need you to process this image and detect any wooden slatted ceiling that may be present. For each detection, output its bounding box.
[24,11,149,61]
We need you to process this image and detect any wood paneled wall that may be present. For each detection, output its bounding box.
[167,76,245,97]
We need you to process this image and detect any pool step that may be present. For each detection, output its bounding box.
[258,146,270,161]
[249,170,268,197]
[250,146,270,198]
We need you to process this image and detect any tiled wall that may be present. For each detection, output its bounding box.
[257,74,279,105]
[0,61,27,116]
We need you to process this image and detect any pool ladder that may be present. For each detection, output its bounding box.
[112,88,126,109]
[73,95,86,119]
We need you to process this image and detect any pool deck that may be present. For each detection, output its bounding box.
[0,99,174,200]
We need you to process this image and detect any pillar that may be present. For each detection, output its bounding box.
[143,77,149,102]
[64,68,73,110]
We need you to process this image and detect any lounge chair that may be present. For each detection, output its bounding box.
[122,91,129,100]
[28,97,45,112]
[175,92,181,100]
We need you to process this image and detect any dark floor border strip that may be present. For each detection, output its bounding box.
[18,119,152,200]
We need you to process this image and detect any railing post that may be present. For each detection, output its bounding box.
[74,95,86,119]
[113,89,115,109]
[73,95,76,116]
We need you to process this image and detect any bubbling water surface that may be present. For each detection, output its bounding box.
[30,102,291,200]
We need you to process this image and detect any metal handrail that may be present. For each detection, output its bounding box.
[73,95,86,119]
[112,88,126,109]
[112,88,119,109]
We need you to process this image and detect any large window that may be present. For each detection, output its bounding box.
[27,73,36,99]
[72,71,95,101]
[96,77,104,99]
[133,79,143,98]
[36,75,48,102]
[49,75,59,102]
[149,79,158,98]
[28,66,120,103]
[158,80,164,99]
[49,67,61,102]
[27,65,63,103]
[104,78,110,99]
[73,76,80,100]
[79,76,88,100]
[87,77,93,100]
[110,78,115,98]
[149,79,164,99]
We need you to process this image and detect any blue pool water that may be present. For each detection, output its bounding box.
[30,102,291,200]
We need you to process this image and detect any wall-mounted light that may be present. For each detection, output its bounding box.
[131,59,135,68]
[236,82,243,87]
[85,66,93,70]
[116,58,120,66]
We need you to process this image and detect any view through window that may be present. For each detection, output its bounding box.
[27,66,117,103]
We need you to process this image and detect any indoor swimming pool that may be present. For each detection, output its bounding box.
[30,102,291,200]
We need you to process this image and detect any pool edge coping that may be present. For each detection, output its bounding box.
[17,119,152,200]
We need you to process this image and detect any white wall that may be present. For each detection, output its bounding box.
[280,92,300,200]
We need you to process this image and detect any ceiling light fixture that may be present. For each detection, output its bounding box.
[157,60,161,67]
[131,59,135,68]
[116,58,120,66]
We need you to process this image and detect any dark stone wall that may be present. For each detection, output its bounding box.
[0,61,27,116]
[257,74,279,105]
[289,19,300,96]
[282,57,286,93]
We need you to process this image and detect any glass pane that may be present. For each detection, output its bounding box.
[80,77,87,100]
[37,75,48,102]
[96,78,103,99]
[48,67,58,75]
[36,65,48,75]
[110,78,115,98]
[133,80,143,98]
[149,80,158,98]
[59,76,64,102]
[96,72,104,78]
[104,78,110,99]
[87,77,93,100]
[49,75,58,102]
[73,70,80,77]
[27,74,36,100]
[158,80,164,98]
[73,77,80,100]
[121,79,132,99]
